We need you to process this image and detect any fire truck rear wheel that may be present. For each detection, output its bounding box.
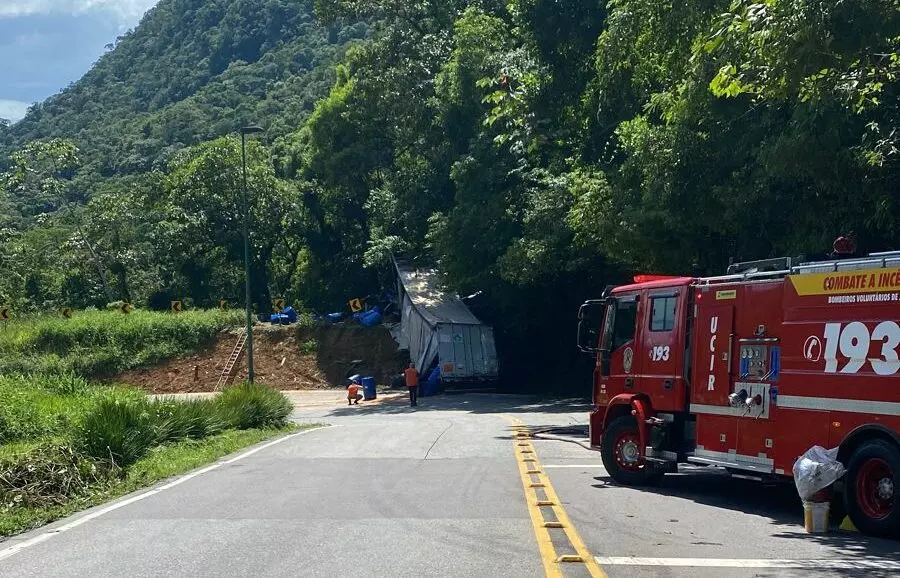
[844,439,900,538]
[601,415,663,486]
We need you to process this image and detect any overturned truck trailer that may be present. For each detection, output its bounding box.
[394,260,499,384]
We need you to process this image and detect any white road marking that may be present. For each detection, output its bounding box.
[542,464,606,469]
[593,557,900,571]
[0,426,326,562]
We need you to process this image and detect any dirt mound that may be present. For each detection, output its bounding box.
[113,323,407,394]
[300,324,408,386]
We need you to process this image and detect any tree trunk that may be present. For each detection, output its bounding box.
[251,248,273,316]
[76,223,116,304]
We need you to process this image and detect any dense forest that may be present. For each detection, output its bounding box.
[1,0,897,390]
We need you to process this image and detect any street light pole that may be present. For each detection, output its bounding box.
[240,125,264,383]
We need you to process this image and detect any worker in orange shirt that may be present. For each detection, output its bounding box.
[404,363,419,407]
[347,381,363,405]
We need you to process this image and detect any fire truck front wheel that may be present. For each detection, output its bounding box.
[845,439,900,538]
[600,415,662,486]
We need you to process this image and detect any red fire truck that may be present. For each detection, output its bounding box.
[577,251,900,537]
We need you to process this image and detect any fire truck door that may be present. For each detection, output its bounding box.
[691,302,734,408]
[641,287,687,411]
[602,293,641,397]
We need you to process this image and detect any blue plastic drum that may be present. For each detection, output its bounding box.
[361,376,377,401]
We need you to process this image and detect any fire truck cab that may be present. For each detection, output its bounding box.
[578,251,900,537]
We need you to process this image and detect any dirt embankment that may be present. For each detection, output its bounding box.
[300,324,408,386]
[114,324,408,394]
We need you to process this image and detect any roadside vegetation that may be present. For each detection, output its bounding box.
[299,338,319,354]
[0,309,242,377]
[0,374,298,538]
[4,0,894,394]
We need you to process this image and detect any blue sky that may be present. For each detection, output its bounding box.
[0,0,159,122]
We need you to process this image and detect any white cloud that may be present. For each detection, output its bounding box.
[0,1,158,21]
[0,99,30,122]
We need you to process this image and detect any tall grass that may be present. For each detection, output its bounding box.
[0,309,242,377]
[78,397,158,467]
[0,374,131,445]
[152,398,226,442]
[215,383,293,430]
[1,368,292,516]
[77,384,292,467]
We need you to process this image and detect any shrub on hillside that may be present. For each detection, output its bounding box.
[78,397,158,467]
[0,444,108,509]
[299,339,318,354]
[215,383,292,430]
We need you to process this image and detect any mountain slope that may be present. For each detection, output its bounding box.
[0,0,367,175]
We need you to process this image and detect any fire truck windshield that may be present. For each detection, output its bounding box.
[611,299,637,349]
[599,297,638,351]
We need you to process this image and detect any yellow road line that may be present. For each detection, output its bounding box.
[510,418,608,578]
[541,471,607,577]
[513,421,562,578]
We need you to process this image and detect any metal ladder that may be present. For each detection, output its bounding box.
[215,329,247,391]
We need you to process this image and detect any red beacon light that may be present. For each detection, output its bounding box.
[633,274,680,284]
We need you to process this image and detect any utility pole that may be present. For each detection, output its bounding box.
[240,126,264,383]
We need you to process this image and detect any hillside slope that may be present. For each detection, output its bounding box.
[114,324,407,393]
[0,0,367,176]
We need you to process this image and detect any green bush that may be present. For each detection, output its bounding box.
[78,397,158,467]
[215,383,293,430]
[299,339,318,354]
[78,387,289,467]
[75,383,290,466]
[151,398,226,443]
[0,444,108,509]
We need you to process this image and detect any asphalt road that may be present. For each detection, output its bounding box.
[1,392,897,577]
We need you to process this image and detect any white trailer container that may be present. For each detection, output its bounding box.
[394,260,499,382]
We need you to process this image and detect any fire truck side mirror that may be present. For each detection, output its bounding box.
[577,300,607,353]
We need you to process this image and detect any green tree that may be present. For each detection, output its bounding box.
[161,136,296,310]
[0,139,117,307]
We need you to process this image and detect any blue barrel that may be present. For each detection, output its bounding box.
[360,311,382,327]
[421,366,441,397]
[362,376,377,400]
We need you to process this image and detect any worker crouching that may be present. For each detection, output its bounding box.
[347,382,363,405]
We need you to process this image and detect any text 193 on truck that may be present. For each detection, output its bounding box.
[578,250,900,537]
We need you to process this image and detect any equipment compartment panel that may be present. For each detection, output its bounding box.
[739,344,769,380]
